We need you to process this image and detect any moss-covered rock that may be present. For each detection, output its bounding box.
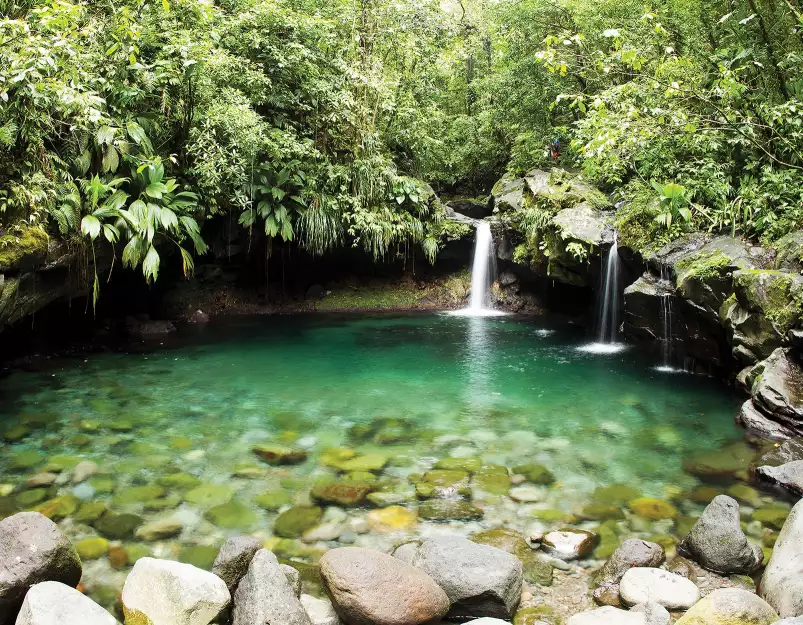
[274,505,324,538]
[470,465,511,495]
[155,472,202,491]
[627,497,678,520]
[75,502,108,523]
[254,490,293,511]
[310,481,374,507]
[9,450,44,471]
[773,230,803,273]
[204,499,259,530]
[752,505,790,530]
[366,506,417,533]
[579,503,625,521]
[252,445,308,465]
[94,511,143,539]
[512,462,555,485]
[0,226,49,272]
[35,494,80,520]
[593,484,640,505]
[434,457,482,473]
[113,485,165,506]
[183,484,234,507]
[16,488,49,507]
[178,544,220,570]
[414,470,471,499]
[514,606,563,625]
[75,537,109,560]
[43,455,81,473]
[418,499,483,521]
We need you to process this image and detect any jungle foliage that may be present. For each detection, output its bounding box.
[1,0,803,284]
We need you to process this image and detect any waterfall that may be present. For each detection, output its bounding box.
[597,233,620,343]
[448,221,506,317]
[658,265,675,370]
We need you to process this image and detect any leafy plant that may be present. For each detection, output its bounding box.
[651,181,692,230]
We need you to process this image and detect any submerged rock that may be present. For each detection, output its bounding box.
[275,506,324,538]
[627,498,678,520]
[414,470,471,499]
[135,518,183,541]
[252,445,308,465]
[15,581,120,625]
[678,495,762,575]
[393,536,522,620]
[366,506,417,533]
[320,547,449,625]
[418,499,483,521]
[761,499,803,617]
[676,588,778,625]
[593,539,665,607]
[619,567,699,610]
[0,512,82,625]
[232,549,311,625]
[122,557,230,625]
[311,482,374,507]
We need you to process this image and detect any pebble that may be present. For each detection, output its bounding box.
[509,486,545,502]
[349,518,369,534]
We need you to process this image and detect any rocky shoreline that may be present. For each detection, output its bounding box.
[3,495,803,625]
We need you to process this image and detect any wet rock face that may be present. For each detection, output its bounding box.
[761,499,803,618]
[0,512,82,625]
[677,495,763,575]
[319,547,450,625]
[749,349,803,431]
[756,460,803,496]
[213,536,263,594]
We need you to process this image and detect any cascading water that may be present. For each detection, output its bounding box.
[597,233,621,343]
[449,221,507,317]
[656,265,678,372]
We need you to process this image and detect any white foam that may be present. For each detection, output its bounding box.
[576,342,629,354]
[653,365,685,374]
[445,308,509,317]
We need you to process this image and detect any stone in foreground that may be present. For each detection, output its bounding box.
[630,602,670,625]
[677,495,762,574]
[0,512,82,625]
[676,588,778,624]
[122,557,230,625]
[761,499,803,618]
[593,539,665,607]
[567,606,645,625]
[394,536,522,619]
[301,593,342,625]
[319,547,449,625]
[756,460,803,497]
[232,549,311,625]
[15,581,120,625]
[619,567,700,610]
[540,529,598,561]
[212,535,263,594]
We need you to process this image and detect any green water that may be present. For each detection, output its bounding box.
[0,313,775,602]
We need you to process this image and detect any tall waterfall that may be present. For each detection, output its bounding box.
[449,221,506,317]
[597,233,620,343]
[657,265,676,371]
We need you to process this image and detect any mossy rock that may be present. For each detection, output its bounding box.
[254,490,293,511]
[318,448,357,468]
[579,503,625,521]
[733,269,803,335]
[366,506,418,533]
[178,544,220,570]
[345,470,377,483]
[434,457,482,473]
[233,464,268,479]
[514,606,563,625]
[94,511,143,539]
[3,425,30,442]
[9,450,44,471]
[35,495,80,520]
[675,515,699,538]
[16,488,49,507]
[0,226,48,272]
[75,537,109,560]
[204,499,259,530]
[592,484,640,505]
[252,445,308,465]
[69,434,92,448]
[183,484,234,507]
[752,505,790,530]
[109,421,134,432]
[418,499,483,521]
[682,441,755,479]
[530,508,571,522]
[75,502,108,523]
[332,452,389,473]
[87,477,115,494]
[265,537,324,560]
[471,466,511,495]
[144,493,182,512]
[169,437,193,450]
[127,441,158,456]
[310,481,374,507]
[686,486,722,505]
[123,543,152,566]
[43,455,81,473]
[113,485,165,506]
[628,497,678,520]
[726,484,763,508]
[415,470,471,499]
[471,527,553,586]
[274,505,324,538]
[155,472,202,491]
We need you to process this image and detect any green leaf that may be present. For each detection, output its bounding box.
[143,245,160,284]
[145,182,166,199]
[81,215,102,239]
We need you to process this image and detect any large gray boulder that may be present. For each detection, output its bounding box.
[213,536,263,594]
[676,588,778,625]
[122,557,230,625]
[756,460,803,496]
[677,495,762,574]
[15,581,120,625]
[737,399,798,440]
[593,539,665,606]
[0,512,82,625]
[749,349,803,432]
[320,547,449,625]
[761,499,803,618]
[232,549,311,625]
[393,536,522,620]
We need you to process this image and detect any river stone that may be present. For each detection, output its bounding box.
[756,460,803,496]
[678,495,762,574]
[750,349,803,426]
[301,594,342,625]
[0,512,82,624]
[761,498,803,617]
[75,537,109,560]
[282,564,302,597]
[541,529,598,561]
[366,506,417,533]
[254,490,293,510]
[122,557,231,625]
[512,606,562,625]
[415,470,471,499]
[676,588,778,625]
[71,460,99,484]
[776,620,803,625]
[471,527,554,586]
[179,545,220,570]
[738,400,798,440]
[311,482,374,507]
[252,445,308,465]
[320,547,449,625]
[232,549,311,625]
[135,518,183,541]
[567,606,644,625]
[94,511,143,539]
[418,498,483,521]
[394,536,522,619]
[511,463,555,485]
[204,500,258,530]
[34,495,79,521]
[619,567,700,609]
[275,506,324,538]
[16,581,120,625]
[627,498,678,520]
[593,539,665,607]
[25,473,58,489]
[630,602,670,625]
[212,536,262,594]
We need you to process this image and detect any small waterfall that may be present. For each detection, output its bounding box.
[449,221,506,317]
[469,222,495,311]
[597,233,621,343]
[658,265,675,370]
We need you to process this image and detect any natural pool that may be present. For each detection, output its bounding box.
[0,313,789,611]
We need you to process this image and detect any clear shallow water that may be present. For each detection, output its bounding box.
[0,313,771,605]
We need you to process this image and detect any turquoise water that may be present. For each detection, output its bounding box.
[0,313,769,604]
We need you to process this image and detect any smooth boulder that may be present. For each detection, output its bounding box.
[593,539,665,606]
[567,606,645,625]
[122,557,231,625]
[394,536,522,619]
[756,460,803,496]
[761,498,803,617]
[213,536,263,594]
[232,549,311,625]
[677,495,762,574]
[676,588,778,625]
[540,529,598,561]
[619,568,700,610]
[0,512,82,625]
[319,547,449,625]
[630,602,670,625]
[15,581,120,625]
[301,594,342,625]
